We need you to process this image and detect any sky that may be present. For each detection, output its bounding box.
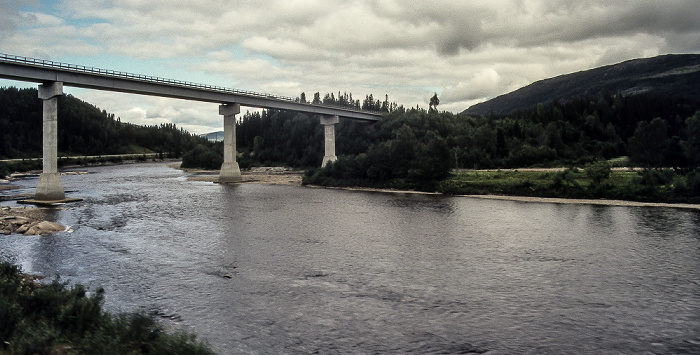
[1,0,699,134]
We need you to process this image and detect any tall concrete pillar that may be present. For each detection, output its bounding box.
[219,103,241,182]
[35,82,65,201]
[320,115,339,166]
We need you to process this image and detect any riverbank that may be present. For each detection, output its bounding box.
[314,185,700,210]
[0,155,178,181]
[4,162,700,217]
[462,194,700,210]
[174,164,304,186]
[306,167,700,210]
[0,206,67,235]
[173,164,700,210]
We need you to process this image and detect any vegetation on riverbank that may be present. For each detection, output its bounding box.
[0,155,164,179]
[439,166,700,203]
[301,101,700,203]
[0,260,215,354]
[4,61,700,204]
[305,162,700,204]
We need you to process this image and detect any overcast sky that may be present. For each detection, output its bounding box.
[1,0,699,134]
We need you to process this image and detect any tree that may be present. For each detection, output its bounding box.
[429,93,440,112]
[685,111,700,168]
[585,160,612,186]
[628,118,669,167]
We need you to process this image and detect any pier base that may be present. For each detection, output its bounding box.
[218,103,241,182]
[25,82,81,204]
[321,115,339,166]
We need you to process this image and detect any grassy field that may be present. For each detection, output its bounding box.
[438,168,700,203]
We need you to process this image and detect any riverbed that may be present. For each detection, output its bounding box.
[1,162,699,354]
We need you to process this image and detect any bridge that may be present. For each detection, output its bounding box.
[0,53,382,203]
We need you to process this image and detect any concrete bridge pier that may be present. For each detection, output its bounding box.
[219,103,242,182]
[34,82,66,201]
[321,115,339,166]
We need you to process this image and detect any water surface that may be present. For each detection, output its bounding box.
[2,162,699,354]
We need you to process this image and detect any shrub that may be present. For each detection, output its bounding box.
[584,160,612,185]
[0,260,215,354]
[683,170,700,197]
[181,144,223,170]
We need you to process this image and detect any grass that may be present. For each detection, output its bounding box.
[0,260,215,355]
[438,168,700,203]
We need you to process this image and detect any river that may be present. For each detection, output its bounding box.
[1,162,699,354]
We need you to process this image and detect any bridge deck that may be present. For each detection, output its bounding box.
[0,53,381,121]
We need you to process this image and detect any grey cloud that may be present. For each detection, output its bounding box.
[0,0,37,39]
[5,0,699,122]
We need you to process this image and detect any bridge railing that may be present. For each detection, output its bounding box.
[0,53,381,115]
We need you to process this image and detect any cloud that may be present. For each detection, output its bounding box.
[441,69,501,102]
[69,89,222,134]
[1,0,698,132]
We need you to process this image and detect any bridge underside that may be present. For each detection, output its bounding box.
[0,54,380,202]
[21,81,345,201]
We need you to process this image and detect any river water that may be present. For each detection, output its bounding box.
[1,162,699,354]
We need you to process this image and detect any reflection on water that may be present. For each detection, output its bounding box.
[1,162,699,354]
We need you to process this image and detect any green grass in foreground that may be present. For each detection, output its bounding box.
[0,260,215,355]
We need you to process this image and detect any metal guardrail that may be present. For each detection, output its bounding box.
[0,53,381,115]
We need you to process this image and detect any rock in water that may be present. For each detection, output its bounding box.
[24,221,66,235]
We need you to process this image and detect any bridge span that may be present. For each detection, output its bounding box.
[0,53,382,203]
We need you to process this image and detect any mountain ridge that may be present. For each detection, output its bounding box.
[463,54,700,116]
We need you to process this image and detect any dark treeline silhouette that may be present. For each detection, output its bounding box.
[182,91,700,185]
[307,93,700,190]
[295,91,401,112]
[4,85,700,197]
[482,93,700,168]
[181,91,404,170]
[0,87,208,159]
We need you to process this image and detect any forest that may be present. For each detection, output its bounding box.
[0,87,208,160]
[193,92,700,171]
[178,90,700,201]
[3,85,700,202]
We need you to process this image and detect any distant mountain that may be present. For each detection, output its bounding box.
[463,54,700,116]
[203,131,224,142]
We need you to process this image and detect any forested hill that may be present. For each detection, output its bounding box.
[0,87,208,159]
[464,54,700,116]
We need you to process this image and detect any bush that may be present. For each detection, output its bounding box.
[181,144,223,170]
[639,169,675,186]
[679,170,700,197]
[584,160,612,185]
[0,160,42,178]
[0,260,215,354]
[507,144,557,167]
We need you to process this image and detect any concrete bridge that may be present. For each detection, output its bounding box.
[0,53,381,203]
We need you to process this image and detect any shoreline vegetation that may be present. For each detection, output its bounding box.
[304,159,700,208]
[311,176,700,210]
[0,260,215,354]
[174,163,700,210]
[3,161,700,216]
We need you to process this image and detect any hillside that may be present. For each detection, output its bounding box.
[0,87,207,160]
[203,131,224,142]
[464,54,700,116]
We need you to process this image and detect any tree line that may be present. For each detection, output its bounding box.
[295,91,401,112]
[179,91,700,183]
[0,87,208,160]
[4,85,700,200]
